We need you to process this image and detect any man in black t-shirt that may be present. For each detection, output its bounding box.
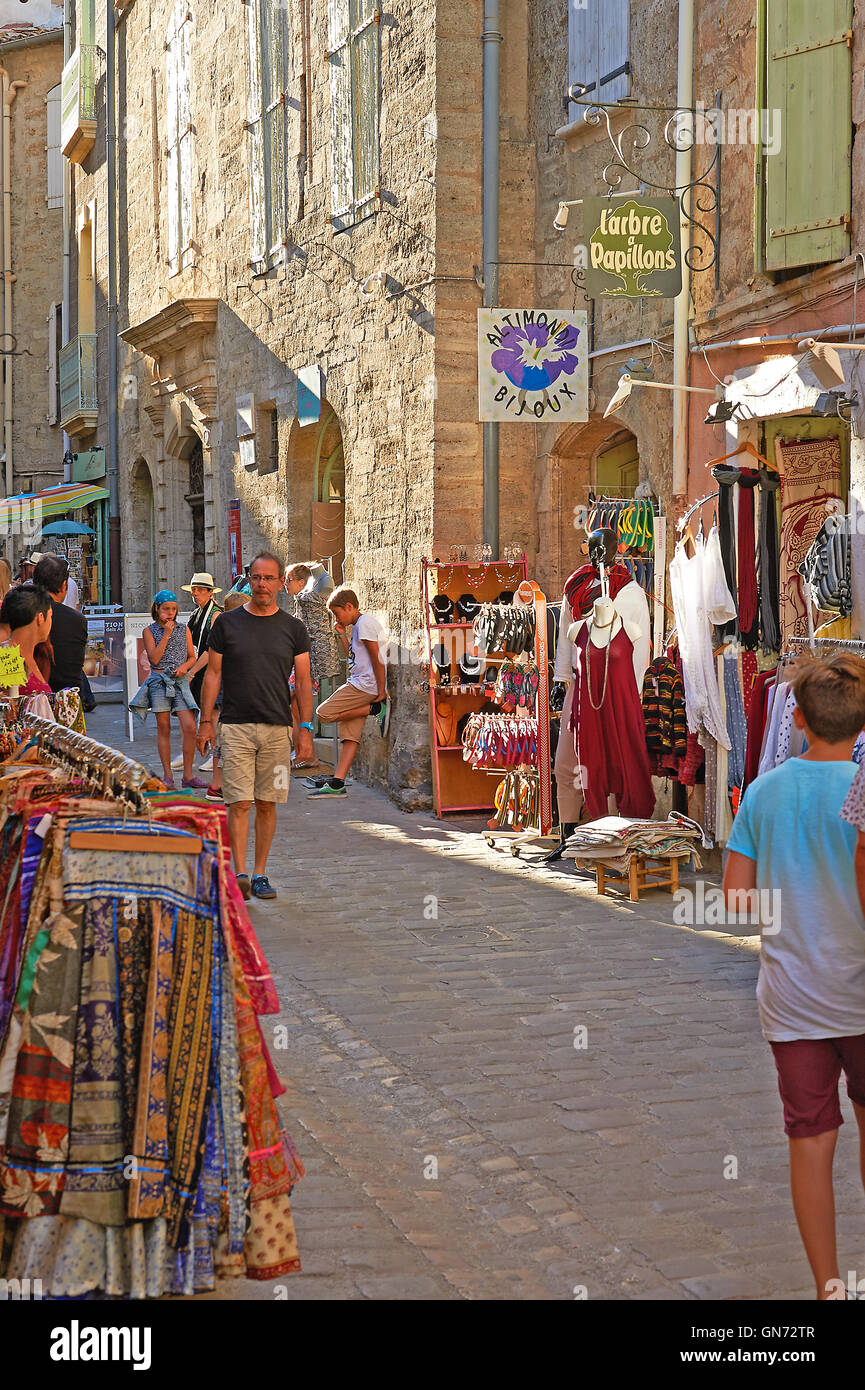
[198,550,313,901]
[33,555,88,695]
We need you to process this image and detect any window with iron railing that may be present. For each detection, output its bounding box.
[166,1,195,275]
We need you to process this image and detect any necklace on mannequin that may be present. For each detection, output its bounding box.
[587,628,612,710]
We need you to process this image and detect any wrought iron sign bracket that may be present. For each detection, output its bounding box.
[567,87,720,275]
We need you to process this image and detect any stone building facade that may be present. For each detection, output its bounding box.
[0,10,64,520]
[59,0,865,804]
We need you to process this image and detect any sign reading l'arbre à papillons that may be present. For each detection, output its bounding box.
[583,197,682,299]
[478,308,589,423]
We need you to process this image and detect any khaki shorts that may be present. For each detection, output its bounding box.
[316,681,372,744]
[220,722,292,804]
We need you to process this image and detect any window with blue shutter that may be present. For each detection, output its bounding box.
[329,0,380,229]
[568,0,630,122]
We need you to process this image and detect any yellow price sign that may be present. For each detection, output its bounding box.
[0,645,27,687]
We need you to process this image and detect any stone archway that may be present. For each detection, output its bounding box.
[543,417,640,597]
[128,458,156,610]
[286,403,346,582]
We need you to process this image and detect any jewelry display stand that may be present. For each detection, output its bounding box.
[480,579,556,858]
[423,555,528,816]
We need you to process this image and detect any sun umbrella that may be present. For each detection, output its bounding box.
[39,520,96,536]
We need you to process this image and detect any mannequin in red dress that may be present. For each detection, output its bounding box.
[569,597,655,820]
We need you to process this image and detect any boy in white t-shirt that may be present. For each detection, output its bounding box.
[308,587,389,798]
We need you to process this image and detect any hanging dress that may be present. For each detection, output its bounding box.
[570,621,656,820]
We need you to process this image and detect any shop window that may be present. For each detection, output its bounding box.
[245,0,290,272]
[328,0,380,230]
[185,441,206,573]
[567,0,630,121]
[761,0,852,273]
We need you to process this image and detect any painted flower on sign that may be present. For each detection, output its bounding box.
[490,320,581,392]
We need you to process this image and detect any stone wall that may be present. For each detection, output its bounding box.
[3,32,64,506]
[71,0,439,805]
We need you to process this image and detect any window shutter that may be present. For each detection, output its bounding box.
[46,84,63,209]
[246,0,267,268]
[47,302,59,425]
[764,0,852,271]
[568,0,599,119]
[165,3,180,274]
[328,0,353,227]
[351,0,379,211]
[598,0,631,105]
[178,7,194,265]
[265,0,288,257]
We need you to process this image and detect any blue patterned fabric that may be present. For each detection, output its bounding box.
[724,656,747,790]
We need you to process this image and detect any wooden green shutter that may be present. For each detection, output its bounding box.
[765,0,852,271]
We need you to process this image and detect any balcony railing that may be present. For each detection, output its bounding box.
[61,46,97,164]
[59,335,98,436]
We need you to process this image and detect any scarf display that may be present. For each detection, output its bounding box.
[736,469,760,647]
[775,435,842,642]
[564,562,633,622]
[712,464,740,641]
[757,467,781,654]
[0,735,302,1298]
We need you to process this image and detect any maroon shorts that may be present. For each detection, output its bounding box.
[770,1034,865,1139]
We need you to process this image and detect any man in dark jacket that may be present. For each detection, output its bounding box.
[33,555,87,694]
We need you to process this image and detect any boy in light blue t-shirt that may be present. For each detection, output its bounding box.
[724,652,865,1301]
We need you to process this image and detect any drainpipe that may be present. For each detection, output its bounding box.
[107,1,121,604]
[671,0,695,499]
[481,0,502,556]
[1,74,27,500]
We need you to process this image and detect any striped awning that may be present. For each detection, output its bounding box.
[0,482,109,523]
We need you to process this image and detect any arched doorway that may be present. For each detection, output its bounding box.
[286,403,346,582]
[185,440,206,574]
[129,458,156,610]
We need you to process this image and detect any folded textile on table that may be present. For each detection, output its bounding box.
[562,812,707,869]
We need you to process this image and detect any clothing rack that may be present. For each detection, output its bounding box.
[786,635,865,655]
[22,715,151,810]
[676,491,719,532]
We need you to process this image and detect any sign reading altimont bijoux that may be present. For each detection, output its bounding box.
[477,308,589,423]
[583,197,682,299]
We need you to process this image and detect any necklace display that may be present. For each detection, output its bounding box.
[586,617,615,710]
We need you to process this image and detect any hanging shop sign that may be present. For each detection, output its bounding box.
[297,364,324,427]
[478,308,589,422]
[228,499,243,580]
[583,197,682,299]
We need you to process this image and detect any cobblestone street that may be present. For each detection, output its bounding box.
[90,707,865,1302]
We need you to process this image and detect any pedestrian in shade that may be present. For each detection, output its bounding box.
[32,555,87,698]
[128,589,206,792]
[182,570,223,711]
